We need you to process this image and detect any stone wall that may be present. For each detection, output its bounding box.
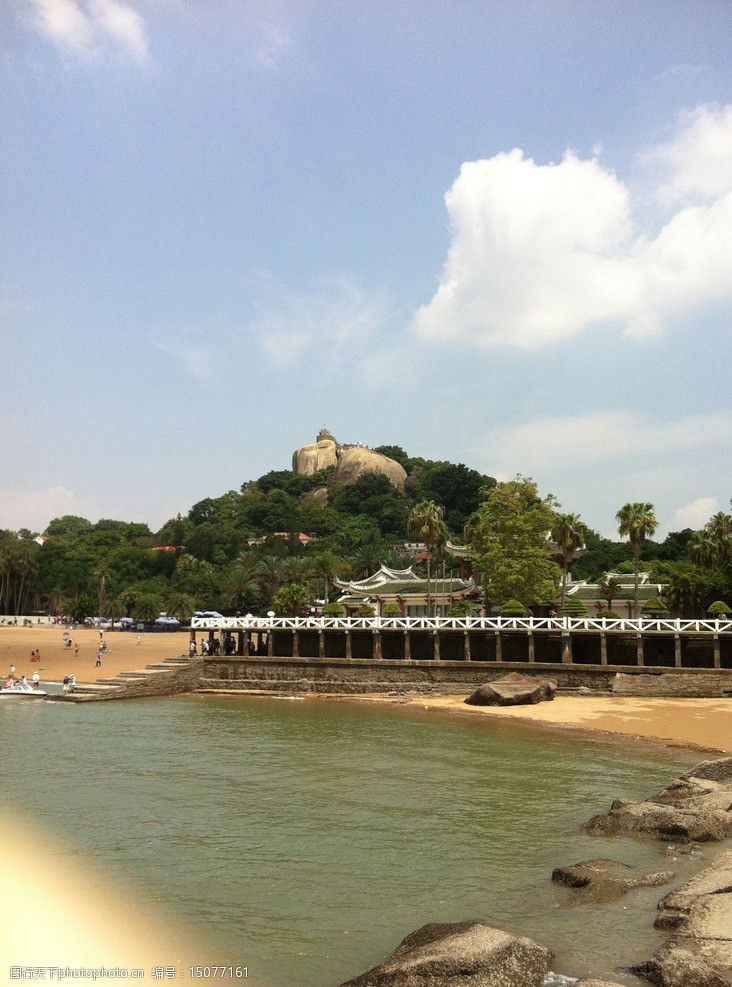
[66,657,204,702]
[613,672,732,698]
[201,656,732,697]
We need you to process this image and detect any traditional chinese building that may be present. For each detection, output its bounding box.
[335,564,477,617]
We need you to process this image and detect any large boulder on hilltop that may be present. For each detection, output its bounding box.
[339,920,552,986]
[292,435,338,475]
[465,673,556,707]
[332,445,407,492]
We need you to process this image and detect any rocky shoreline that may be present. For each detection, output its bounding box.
[340,757,732,986]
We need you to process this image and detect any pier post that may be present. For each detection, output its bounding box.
[674,634,682,668]
[237,631,244,656]
[433,631,441,662]
[463,631,471,661]
[345,631,352,661]
[208,630,215,652]
[562,633,572,664]
[636,633,644,667]
[714,635,721,669]
[600,633,608,665]
[267,632,273,659]
[373,632,382,661]
[527,632,534,663]
[495,631,502,663]
[404,631,411,662]
[318,630,325,659]
[292,631,299,659]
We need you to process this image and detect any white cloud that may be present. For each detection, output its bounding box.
[649,104,732,204]
[26,0,148,62]
[0,485,90,532]
[414,105,732,350]
[251,275,385,369]
[675,496,717,530]
[486,411,732,470]
[256,21,291,68]
[150,333,215,382]
[478,410,731,537]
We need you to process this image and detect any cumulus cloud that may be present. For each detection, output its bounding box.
[26,0,148,62]
[414,105,732,349]
[675,496,717,530]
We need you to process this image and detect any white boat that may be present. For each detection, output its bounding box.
[0,686,48,698]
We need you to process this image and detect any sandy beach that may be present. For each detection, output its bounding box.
[0,625,191,683]
[354,693,732,754]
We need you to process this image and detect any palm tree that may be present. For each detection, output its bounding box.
[225,560,260,612]
[551,513,586,607]
[616,502,658,617]
[310,551,348,605]
[272,582,311,616]
[407,500,448,617]
[350,543,383,579]
[256,555,287,603]
[93,562,112,620]
[707,512,732,561]
[595,573,617,612]
[691,529,717,567]
[165,592,196,623]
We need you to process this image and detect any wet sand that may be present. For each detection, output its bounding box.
[0,625,190,683]
[353,693,732,753]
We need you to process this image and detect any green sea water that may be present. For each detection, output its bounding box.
[0,695,706,986]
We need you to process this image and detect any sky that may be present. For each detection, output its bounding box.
[1,0,731,539]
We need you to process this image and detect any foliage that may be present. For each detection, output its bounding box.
[560,597,588,616]
[407,500,448,617]
[467,477,560,607]
[353,604,375,617]
[382,603,401,616]
[616,502,658,617]
[597,609,620,619]
[707,600,731,616]
[500,599,527,616]
[321,602,344,616]
[642,595,669,617]
[551,513,586,606]
[272,583,311,616]
[447,601,477,617]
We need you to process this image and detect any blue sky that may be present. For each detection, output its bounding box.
[2,1,730,537]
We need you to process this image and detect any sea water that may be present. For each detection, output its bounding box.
[0,695,707,985]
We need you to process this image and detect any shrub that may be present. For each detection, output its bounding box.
[707,600,731,616]
[382,603,401,617]
[354,604,375,617]
[642,596,669,617]
[322,602,344,617]
[560,597,588,616]
[596,609,620,619]
[500,599,527,617]
[448,601,477,617]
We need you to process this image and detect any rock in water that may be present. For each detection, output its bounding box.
[465,673,557,707]
[581,758,732,843]
[332,445,407,492]
[339,920,552,986]
[551,858,673,902]
[629,941,729,987]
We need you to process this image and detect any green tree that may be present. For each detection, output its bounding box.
[272,583,311,616]
[559,597,588,617]
[165,592,196,623]
[310,551,348,604]
[466,477,560,607]
[132,593,165,624]
[551,513,586,607]
[407,500,448,616]
[616,502,658,617]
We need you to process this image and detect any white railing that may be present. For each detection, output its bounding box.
[190,616,732,635]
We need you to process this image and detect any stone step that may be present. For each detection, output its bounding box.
[69,683,121,693]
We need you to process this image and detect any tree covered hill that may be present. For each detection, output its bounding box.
[0,446,728,620]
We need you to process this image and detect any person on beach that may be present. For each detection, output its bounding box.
[9,664,15,679]
[136,634,142,646]
[95,650,103,667]
[32,671,40,689]
[189,640,197,657]
[74,641,79,656]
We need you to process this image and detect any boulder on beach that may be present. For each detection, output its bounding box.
[465,673,557,707]
[339,920,552,987]
[551,857,673,902]
[581,758,732,843]
[629,941,729,987]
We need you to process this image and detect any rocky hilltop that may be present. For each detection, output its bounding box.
[292,429,407,492]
